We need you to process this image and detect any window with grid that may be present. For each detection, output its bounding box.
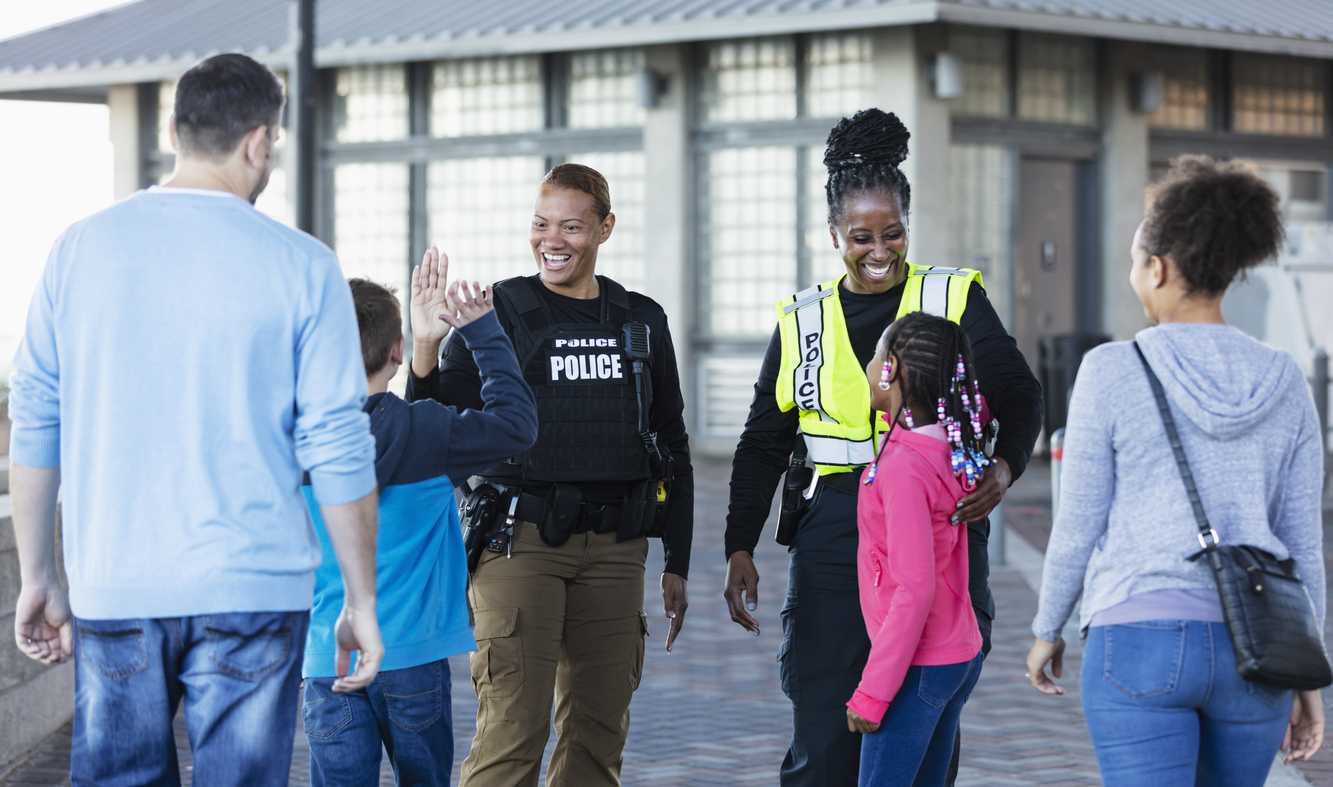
[426,156,547,286]
[803,148,845,287]
[1017,32,1096,126]
[333,163,410,290]
[949,144,1012,326]
[331,65,408,143]
[1233,54,1326,137]
[568,49,645,129]
[949,26,1010,119]
[1147,47,1210,131]
[699,354,766,436]
[804,33,874,119]
[563,151,646,293]
[699,38,798,124]
[698,147,798,337]
[432,56,544,138]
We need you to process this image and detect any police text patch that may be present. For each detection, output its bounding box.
[545,347,628,386]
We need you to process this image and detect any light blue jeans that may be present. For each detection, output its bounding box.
[72,611,308,787]
[1081,621,1292,787]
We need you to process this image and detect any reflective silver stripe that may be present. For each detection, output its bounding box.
[792,287,826,412]
[803,433,877,467]
[920,273,950,317]
[783,286,837,315]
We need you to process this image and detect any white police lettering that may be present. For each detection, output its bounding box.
[546,349,626,383]
[553,338,619,349]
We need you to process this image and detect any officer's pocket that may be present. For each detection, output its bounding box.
[77,619,149,680]
[381,662,444,731]
[777,607,800,706]
[629,612,648,691]
[204,612,293,681]
[302,678,352,739]
[473,608,523,698]
[1103,621,1185,699]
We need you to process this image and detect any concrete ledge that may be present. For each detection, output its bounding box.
[0,659,73,771]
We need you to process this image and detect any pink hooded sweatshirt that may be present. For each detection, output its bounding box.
[847,416,983,724]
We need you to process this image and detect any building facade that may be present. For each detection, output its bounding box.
[2,1,1331,452]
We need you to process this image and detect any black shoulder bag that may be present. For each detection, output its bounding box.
[1135,342,1332,690]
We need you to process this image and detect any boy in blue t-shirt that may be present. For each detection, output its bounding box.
[301,256,537,787]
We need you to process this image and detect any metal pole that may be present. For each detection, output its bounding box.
[1314,348,1329,459]
[291,0,316,234]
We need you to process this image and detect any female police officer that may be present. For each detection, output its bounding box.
[722,110,1043,786]
[407,163,692,787]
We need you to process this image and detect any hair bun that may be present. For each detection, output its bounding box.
[823,109,910,172]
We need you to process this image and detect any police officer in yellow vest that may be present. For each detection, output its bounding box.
[723,110,1044,786]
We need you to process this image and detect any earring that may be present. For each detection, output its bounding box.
[878,361,892,390]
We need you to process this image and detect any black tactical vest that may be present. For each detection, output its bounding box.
[493,275,651,484]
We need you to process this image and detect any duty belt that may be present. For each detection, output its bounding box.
[512,490,625,535]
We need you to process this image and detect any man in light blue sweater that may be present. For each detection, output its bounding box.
[8,54,383,786]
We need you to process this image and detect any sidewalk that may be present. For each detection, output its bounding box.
[3,456,1328,786]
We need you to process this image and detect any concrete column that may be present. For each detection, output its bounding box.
[642,44,695,430]
[1100,41,1151,340]
[108,84,141,201]
[871,25,951,269]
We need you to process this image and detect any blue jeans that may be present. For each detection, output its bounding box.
[303,658,453,787]
[858,651,984,787]
[72,611,308,787]
[1082,621,1292,787]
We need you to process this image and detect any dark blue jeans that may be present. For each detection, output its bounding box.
[1082,621,1292,787]
[858,652,984,787]
[303,658,453,787]
[72,611,308,787]
[779,486,992,787]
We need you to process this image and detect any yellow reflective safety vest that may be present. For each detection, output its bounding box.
[775,263,984,475]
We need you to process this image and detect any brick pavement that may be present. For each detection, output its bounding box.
[3,455,1327,786]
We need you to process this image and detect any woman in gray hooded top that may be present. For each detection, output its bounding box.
[1026,155,1326,787]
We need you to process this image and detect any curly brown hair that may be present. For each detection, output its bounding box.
[1141,155,1285,296]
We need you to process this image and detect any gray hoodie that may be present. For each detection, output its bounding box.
[1032,323,1326,641]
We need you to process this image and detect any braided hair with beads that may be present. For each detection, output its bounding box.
[824,108,912,223]
[865,312,990,491]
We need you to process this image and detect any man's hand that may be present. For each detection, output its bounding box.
[1283,689,1325,764]
[724,551,761,635]
[332,603,383,693]
[661,573,688,653]
[847,707,880,734]
[442,280,493,331]
[1026,636,1067,695]
[954,457,1011,525]
[14,583,73,665]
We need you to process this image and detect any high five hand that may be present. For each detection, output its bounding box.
[411,246,455,344]
[443,280,493,330]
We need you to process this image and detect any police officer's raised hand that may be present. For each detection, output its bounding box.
[411,246,454,346]
[953,457,1011,525]
[724,551,761,635]
[662,573,688,652]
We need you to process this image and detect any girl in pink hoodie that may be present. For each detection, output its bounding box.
[847,311,987,787]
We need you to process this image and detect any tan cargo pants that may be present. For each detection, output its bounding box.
[459,519,649,787]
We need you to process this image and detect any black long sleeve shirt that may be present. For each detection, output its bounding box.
[723,281,1044,558]
[407,276,695,579]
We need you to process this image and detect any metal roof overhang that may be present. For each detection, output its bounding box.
[2,1,1331,98]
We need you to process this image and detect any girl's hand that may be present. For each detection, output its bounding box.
[1026,636,1066,695]
[847,707,880,734]
[1283,689,1325,764]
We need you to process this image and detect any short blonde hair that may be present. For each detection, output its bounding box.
[540,163,611,220]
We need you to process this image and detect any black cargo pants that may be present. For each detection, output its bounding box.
[777,485,993,787]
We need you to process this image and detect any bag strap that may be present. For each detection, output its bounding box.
[1133,342,1219,548]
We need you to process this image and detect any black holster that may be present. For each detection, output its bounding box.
[461,483,505,572]
[775,462,814,547]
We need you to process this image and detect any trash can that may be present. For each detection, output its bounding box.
[1039,334,1110,435]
